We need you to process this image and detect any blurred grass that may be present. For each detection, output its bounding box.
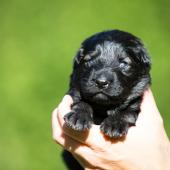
[0,0,169,169]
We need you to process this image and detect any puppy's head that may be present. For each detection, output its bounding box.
[72,30,151,105]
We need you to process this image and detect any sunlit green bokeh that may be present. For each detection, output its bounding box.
[0,0,169,169]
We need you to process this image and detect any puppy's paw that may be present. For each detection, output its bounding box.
[64,102,93,131]
[100,117,129,138]
[64,111,93,131]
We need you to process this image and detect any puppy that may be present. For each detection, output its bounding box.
[64,30,151,138]
[62,30,151,170]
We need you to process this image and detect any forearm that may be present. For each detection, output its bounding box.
[161,140,170,170]
[124,139,170,170]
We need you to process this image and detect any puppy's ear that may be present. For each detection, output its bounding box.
[74,48,84,66]
[127,45,151,68]
[134,46,151,66]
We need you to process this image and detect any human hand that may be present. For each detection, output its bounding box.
[52,89,170,170]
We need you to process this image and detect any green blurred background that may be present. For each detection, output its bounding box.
[0,0,169,169]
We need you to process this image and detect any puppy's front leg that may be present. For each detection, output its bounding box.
[100,97,142,138]
[64,102,93,131]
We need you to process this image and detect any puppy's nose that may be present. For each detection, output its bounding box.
[95,77,109,88]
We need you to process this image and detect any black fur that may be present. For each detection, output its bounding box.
[63,30,151,169]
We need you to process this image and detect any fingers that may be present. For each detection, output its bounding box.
[63,123,106,147]
[56,95,73,130]
[51,107,66,146]
[57,95,73,121]
[52,95,73,145]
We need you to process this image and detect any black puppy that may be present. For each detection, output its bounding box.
[64,30,151,138]
[63,30,151,170]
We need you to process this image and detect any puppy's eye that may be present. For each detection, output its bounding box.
[119,61,129,69]
[83,50,101,62]
[84,54,91,61]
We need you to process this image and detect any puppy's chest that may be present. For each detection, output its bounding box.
[90,104,118,124]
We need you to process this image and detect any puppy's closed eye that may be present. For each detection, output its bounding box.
[119,61,130,70]
[119,57,131,72]
[84,49,101,61]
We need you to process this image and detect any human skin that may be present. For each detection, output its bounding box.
[52,89,170,170]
